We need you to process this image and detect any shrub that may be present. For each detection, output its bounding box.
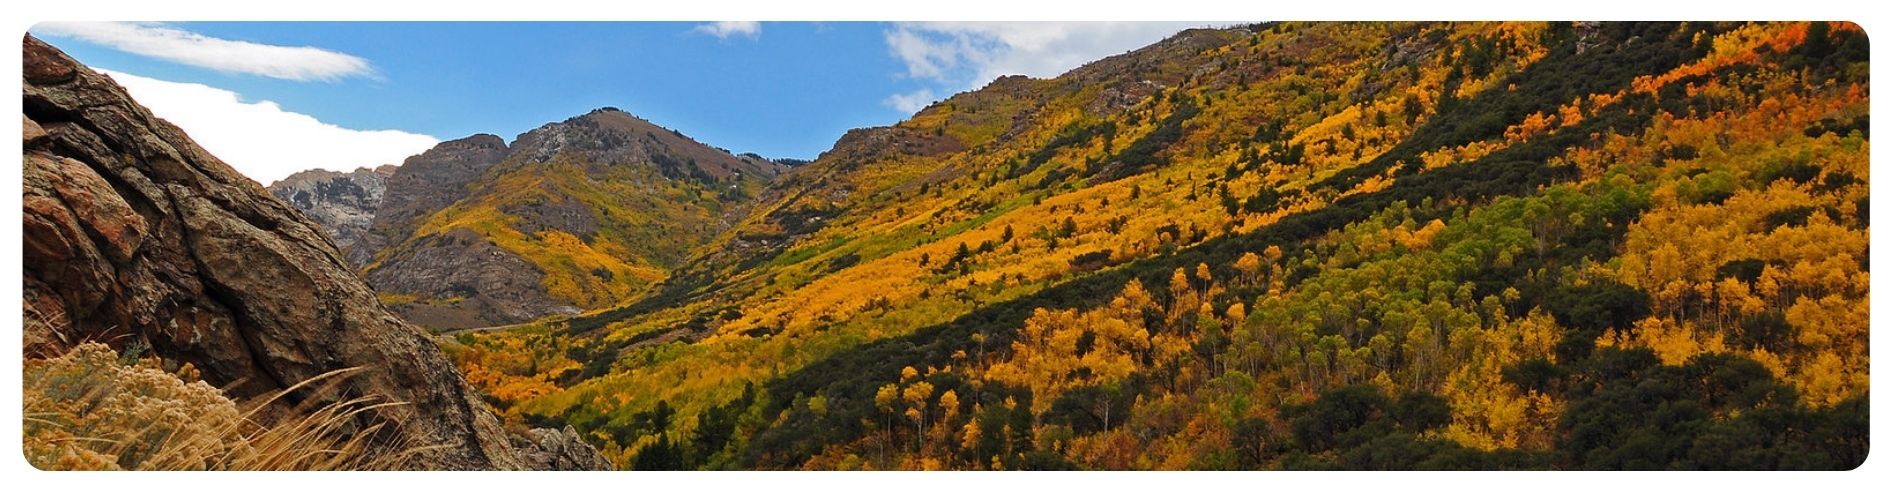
[23,342,420,470]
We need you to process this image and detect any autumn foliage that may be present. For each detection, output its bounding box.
[447,21,1868,470]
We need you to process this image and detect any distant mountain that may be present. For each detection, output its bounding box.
[354,109,786,329]
[267,165,397,254]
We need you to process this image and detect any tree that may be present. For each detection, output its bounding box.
[1234,252,1264,286]
[631,433,686,470]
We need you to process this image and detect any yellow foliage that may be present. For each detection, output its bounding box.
[984,283,1157,413]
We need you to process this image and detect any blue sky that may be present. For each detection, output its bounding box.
[29,21,1199,183]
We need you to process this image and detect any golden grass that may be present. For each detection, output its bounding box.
[23,342,437,470]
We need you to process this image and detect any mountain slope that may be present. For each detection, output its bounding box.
[267,165,396,254]
[22,34,607,470]
[351,133,511,266]
[359,109,786,329]
[460,21,1864,470]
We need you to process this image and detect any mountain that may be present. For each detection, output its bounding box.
[348,133,512,266]
[446,22,1868,470]
[22,35,607,470]
[266,165,397,254]
[264,110,786,331]
[351,109,785,330]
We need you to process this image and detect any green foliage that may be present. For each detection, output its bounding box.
[1280,385,1544,470]
[1555,350,1866,470]
[1090,100,1201,182]
[1760,206,1817,229]
[1017,121,1117,179]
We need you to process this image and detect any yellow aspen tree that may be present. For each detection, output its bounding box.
[1234,252,1264,287]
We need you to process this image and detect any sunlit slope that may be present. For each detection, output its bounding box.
[449,22,1867,470]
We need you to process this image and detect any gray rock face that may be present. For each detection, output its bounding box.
[366,228,577,330]
[512,425,614,471]
[21,35,604,470]
[266,165,395,253]
[502,194,601,241]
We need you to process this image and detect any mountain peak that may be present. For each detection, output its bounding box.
[506,107,784,179]
[358,106,786,329]
[442,132,509,150]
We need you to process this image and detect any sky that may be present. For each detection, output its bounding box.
[29,21,1202,184]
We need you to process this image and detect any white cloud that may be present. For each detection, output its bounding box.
[34,22,374,82]
[883,88,939,114]
[882,22,1203,104]
[693,21,761,40]
[99,70,440,185]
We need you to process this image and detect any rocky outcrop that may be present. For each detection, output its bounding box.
[366,228,575,329]
[511,425,613,470]
[21,35,604,470]
[821,126,966,166]
[266,165,395,253]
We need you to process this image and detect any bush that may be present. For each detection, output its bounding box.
[1288,385,1390,452]
[1714,258,1769,284]
[23,343,416,470]
[1069,250,1114,271]
[1761,206,1816,229]
[1544,279,1652,334]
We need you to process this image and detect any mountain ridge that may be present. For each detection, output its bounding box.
[326,107,787,329]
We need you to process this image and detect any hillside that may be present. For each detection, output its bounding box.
[444,21,1868,470]
[353,109,786,329]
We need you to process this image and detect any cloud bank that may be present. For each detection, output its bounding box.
[100,70,440,184]
[35,22,375,82]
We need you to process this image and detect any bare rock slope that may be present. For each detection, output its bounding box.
[266,165,395,254]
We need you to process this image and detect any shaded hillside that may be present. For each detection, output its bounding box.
[452,22,1861,470]
[359,109,786,329]
[350,133,512,266]
[21,35,607,470]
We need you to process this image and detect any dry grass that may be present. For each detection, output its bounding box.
[22,342,436,470]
